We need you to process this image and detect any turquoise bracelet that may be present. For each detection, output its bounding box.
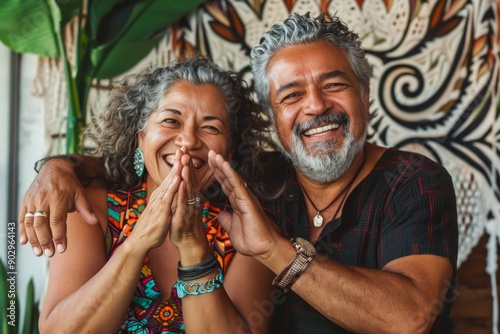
[173,268,224,298]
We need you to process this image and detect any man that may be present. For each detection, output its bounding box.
[20,13,458,333]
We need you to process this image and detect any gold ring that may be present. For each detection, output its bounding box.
[25,212,35,218]
[34,211,48,218]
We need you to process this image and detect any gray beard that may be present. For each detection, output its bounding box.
[276,115,365,183]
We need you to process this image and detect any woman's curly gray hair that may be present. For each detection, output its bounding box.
[250,12,373,122]
[83,56,274,190]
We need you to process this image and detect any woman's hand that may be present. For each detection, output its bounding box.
[126,150,183,253]
[170,148,211,263]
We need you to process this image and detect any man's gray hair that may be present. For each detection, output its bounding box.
[250,12,372,121]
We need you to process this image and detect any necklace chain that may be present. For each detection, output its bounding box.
[300,151,365,227]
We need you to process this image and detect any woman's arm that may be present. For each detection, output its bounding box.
[40,158,183,333]
[170,150,275,333]
[38,188,146,333]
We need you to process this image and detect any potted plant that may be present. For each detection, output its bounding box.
[0,0,203,153]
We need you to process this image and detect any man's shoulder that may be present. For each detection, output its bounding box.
[375,148,454,187]
[380,148,450,172]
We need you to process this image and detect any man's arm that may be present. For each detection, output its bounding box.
[18,155,104,257]
[208,150,456,333]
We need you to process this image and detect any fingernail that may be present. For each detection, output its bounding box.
[19,235,25,244]
[57,244,65,253]
[33,247,42,256]
[44,248,54,257]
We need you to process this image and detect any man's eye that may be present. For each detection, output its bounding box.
[326,82,348,90]
[283,92,300,100]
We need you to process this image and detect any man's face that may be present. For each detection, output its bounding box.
[267,40,369,182]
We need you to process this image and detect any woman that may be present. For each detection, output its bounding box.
[38,56,276,333]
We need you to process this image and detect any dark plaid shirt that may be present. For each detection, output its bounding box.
[261,148,458,334]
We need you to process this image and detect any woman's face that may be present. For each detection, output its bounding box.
[138,80,232,190]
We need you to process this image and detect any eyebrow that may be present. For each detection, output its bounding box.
[275,70,349,96]
[158,109,226,123]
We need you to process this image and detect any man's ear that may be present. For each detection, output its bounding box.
[363,88,371,120]
[363,88,370,107]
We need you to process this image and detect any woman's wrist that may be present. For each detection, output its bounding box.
[177,243,213,267]
[178,252,219,281]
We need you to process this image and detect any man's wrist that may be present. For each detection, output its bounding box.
[34,155,81,174]
[34,155,104,187]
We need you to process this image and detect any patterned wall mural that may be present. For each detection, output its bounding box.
[133,0,500,267]
[37,0,499,308]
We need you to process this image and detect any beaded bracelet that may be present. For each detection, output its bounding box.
[173,268,224,298]
[178,252,219,281]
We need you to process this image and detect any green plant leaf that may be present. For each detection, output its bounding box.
[0,0,79,56]
[1,260,9,334]
[22,279,37,334]
[88,0,204,79]
[57,0,81,23]
[0,0,59,56]
[0,260,15,334]
[91,38,161,78]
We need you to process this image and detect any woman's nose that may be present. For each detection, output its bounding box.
[174,127,201,149]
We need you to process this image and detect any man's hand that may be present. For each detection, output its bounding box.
[18,158,98,257]
[208,150,279,260]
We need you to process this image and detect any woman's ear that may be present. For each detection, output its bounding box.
[137,132,144,150]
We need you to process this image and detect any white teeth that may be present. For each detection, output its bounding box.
[192,160,204,169]
[303,123,340,136]
[165,155,204,169]
[165,156,175,165]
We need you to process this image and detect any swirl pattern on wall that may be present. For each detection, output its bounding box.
[40,0,500,268]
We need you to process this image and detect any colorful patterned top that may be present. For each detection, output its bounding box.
[106,182,235,334]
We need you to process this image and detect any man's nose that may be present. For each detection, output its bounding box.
[302,88,330,116]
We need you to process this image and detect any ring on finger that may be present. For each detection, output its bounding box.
[25,212,35,218]
[187,197,201,208]
[34,211,48,218]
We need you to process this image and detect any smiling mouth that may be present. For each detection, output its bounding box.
[165,155,205,169]
[302,123,341,136]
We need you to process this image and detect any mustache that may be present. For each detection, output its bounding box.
[293,113,349,136]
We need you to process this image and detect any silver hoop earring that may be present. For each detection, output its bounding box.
[134,148,145,177]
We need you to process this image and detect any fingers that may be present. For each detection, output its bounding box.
[18,201,28,245]
[47,201,69,255]
[208,150,246,196]
[21,209,51,257]
[43,188,93,255]
[74,188,98,225]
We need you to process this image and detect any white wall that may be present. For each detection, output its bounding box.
[17,52,49,312]
[0,42,10,248]
[1,44,49,327]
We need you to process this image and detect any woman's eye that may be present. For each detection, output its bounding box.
[162,118,179,125]
[202,125,221,134]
